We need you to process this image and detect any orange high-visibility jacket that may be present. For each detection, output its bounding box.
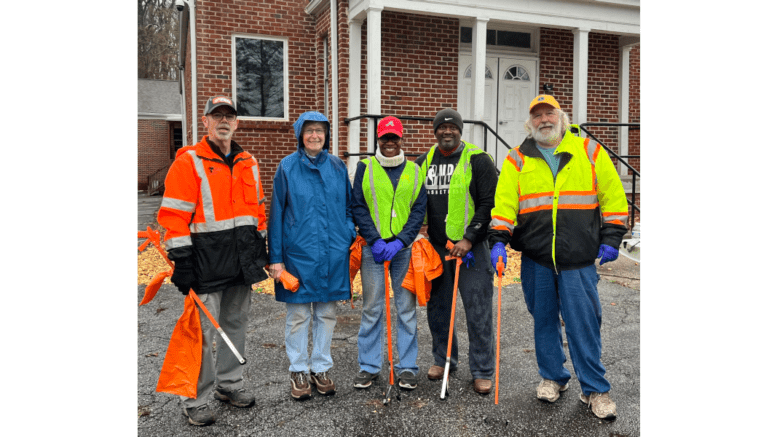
[158,136,269,292]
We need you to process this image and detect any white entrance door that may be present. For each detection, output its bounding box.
[458,56,537,170]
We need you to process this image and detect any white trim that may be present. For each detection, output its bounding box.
[458,23,539,55]
[366,7,383,153]
[347,18,363,177]
[138,113,182,121]
[231,33,290,122]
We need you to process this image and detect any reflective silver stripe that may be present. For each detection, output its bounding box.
[252,162,262,205]
[508,149,524,171]
[257,196,266,205]
[166,235,192,249]
[519,195,553,210]
[366,159,381,232]
[585,140,598,166]
[463,158,471,226]
[188,150,217,224]
[410,164,419,209]
[557,194,598,206]
[489,218,515,233]
[161,197,195,212]
[604,213,628,223]
[190,219,234,233]
[234,215,259,227]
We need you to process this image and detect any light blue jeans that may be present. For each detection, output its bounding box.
[285,301,338,374]
[357,245,419,376]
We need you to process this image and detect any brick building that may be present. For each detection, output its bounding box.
[173,0,640,221]
[138,79,182,192]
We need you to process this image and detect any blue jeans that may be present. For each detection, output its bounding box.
[426,241,494,379]
[285,301,337,374]
[520,255,610,396]
[357,245,419,376]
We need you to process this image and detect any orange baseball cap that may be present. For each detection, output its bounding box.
[529,94,560,112]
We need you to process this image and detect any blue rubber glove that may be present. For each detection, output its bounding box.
[461,251,475,268]
[382,240,404,262]
[490,242,507,271]
[597,244,619,265]
[371,240,387,263]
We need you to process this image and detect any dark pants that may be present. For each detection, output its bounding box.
[426,241,494,379]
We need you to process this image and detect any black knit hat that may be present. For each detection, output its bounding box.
[433,108,463,133]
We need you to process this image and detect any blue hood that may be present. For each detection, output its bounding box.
[293,111,331,151]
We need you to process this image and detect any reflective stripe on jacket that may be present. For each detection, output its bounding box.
[419,141,486,241]
[361,156,421,239]
[490,130,628,271]
[158,136,269,292]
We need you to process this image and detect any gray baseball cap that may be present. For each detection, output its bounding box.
[204,96,236,114]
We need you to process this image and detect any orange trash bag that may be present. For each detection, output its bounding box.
[279,270,300,292]
[348,236,367,308]
[155,294,203,398]
[402,237,443,306]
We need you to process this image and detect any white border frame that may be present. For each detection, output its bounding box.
[231,33,290,122]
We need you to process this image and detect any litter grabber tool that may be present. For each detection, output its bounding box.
[137,226,246,365]
[382,260,400,405]
[495,255,504,405]
[440,240,463,400]
[187,288,247,365]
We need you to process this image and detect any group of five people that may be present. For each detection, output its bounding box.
[158,94,629,426]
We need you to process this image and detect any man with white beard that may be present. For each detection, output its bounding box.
[488,95,628,421]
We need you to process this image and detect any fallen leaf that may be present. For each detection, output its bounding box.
[610,302,616,306]
[145,352,159,357]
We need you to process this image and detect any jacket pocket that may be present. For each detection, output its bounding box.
[242,169,258,204]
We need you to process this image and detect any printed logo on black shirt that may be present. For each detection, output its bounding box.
[425,163,455,195]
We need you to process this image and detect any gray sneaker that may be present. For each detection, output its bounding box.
[290,372,311,400]
[398,371,418,390]
[183,404,216,426]
[353,370,380,389]
[536,379,569,403]
[580,391,617,420]
[214,387,255,408]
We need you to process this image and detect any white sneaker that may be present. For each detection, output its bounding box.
[536,379,569,403]
[580,391,617,420]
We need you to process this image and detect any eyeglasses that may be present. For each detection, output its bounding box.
[303,128,326,136]
[209,112,237,121]
[378,135,402,144]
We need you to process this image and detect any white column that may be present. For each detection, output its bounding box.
[572,27,590,129]
[347,18,363,176]
[366,7,383,154]
[329,0,339,157]
[618,44,632,176]
[471,17,488,147]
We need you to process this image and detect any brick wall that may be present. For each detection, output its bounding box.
[138,119,173,191]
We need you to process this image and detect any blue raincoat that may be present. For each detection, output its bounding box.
[268,111,356,303]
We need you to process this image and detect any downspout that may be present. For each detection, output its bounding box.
[178,3,189,147]
[181,0,197,142]
[330,0,339,156]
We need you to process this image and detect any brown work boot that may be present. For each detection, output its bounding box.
[310,371,336,395]
[290,372,311,401]
[427,365,454,380]
[580,391,617,420]
[536,379,569,403]
[473,379,493,394]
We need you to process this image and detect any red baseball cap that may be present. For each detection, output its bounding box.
[377,116,403,138]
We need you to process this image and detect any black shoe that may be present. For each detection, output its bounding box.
[183,404,216,426]
[398,371,418,390]
[353,370,380,388]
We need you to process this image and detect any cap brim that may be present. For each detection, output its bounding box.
[379,128,403,138]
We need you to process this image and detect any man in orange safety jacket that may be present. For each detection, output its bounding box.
[157,96,269,426]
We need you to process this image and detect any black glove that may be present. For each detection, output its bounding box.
[171,257,196,295]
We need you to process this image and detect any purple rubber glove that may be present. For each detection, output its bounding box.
[597,244,619,265]
[382,240,404,262]
[462,251,475,268]
[371,240,387,263]
[490,242,507,271]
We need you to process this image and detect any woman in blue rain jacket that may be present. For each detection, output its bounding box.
[267,111,356,399]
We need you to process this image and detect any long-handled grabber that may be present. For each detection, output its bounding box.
[441,240,463,400]
[187,288,247,365]
[495,255,505,405]
[382,260,400,405]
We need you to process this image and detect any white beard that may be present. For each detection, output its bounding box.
[532,121,562,145]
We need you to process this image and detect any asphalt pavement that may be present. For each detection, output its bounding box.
[137,192,640,436]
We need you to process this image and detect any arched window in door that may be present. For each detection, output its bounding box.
[503,65,530,81]
[464,64,493,79]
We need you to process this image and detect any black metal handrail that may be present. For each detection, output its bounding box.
[342,114,512,161]
[147,164,171,196]
[576,122,640,228]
